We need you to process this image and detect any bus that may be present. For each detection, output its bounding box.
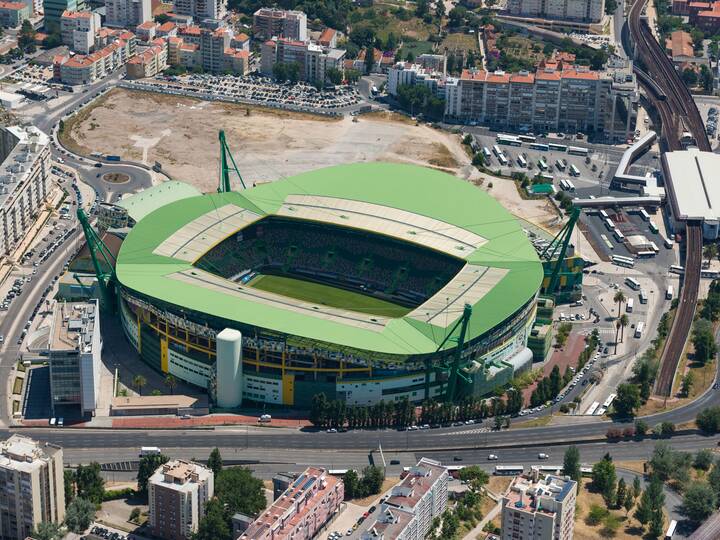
[639,208,650,222]
[446,465,466,478]
[649,221,659,234]
[530,142,550,151]
[492,145,502,156]
[518,134,537,143]
[603,394,617,409]
[625,277,641,290]
[612,255,635,268]
[585,401,600,415]
[640,289,648,304]
[650,241,659,253]
[548,143,568,152]
[637,250,656,258]
[613,229,625,242]
[538,173,554,183]
[569,164,580,177]
[497,134,522,146]
[580,466,593,477]
[517,154,528,168]
[538,158,548,171]
[600,234,614,250]
[666,285,674,300]
[534,465,563,474]
[604,218,615,231]
[596,407,607,416]
[669,265,685,275]
[498,153,508,166]
[568,146,589,156]
[482,147,492,160]
[600,209,609,219]
[559,179,570,191]
[564,179,576,191]
[555,159,566,170]
[494,465,524,476]
[634,321,645,338]
[626,298,634,312]
[665,519,677,539]
[661,235,674,249]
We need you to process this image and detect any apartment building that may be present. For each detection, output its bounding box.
[507,0,605,22]
[173,0,223,21]
[253,7,307,40]
[445,59,638,143]
[127,38,168,78]
[358,458,449,540]
[48,300,102,417]
[387,62,446,96]
[43,0,85,29]
[60,10,100,53]
[261,38,346,83]
[0,435,65,540]
[0,1,28,28]
[167,26,248,74]
[689,1,720,31]
[501,470,577,540]
[105,0,150,28]
[0,126,50,259]
[237,467,344,540]
[135,20,158,42]
[54,32,136,84]
[148,460,214,540]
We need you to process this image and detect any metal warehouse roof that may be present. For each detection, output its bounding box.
[663,149,720,222]
[115,163,543,356]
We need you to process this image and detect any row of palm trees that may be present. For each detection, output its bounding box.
[613,290,630,354]
[130,374,177,396]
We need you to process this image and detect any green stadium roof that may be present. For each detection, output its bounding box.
[116,163,543,356]
[118,181,201,223]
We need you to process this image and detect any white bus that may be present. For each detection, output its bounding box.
[494,465,524,475]
[669,265,685,275]
[600,209,609,219]
[530,142,550,152]
[613,229,625,242]
[482,147,492,160]
[595,406,607,416]
[639,208,650,222]
[649,220,659,234]
[625,277,641,290]
[640,289,648,304]
[612,255,634,268]
[666,285,674,300]
[665,520,677,539]
[538,173,553,183]
[555,159,566,170]
[492,145,502,156]
[626,298,634,312]
[650,241,659,253]
[600,234,614,250]
[518,134,537,143]
[637,250,656,258]
[569,164,580,176]
[602,393,617,409]
[538,158,548,171]
[565,179,576,191]
[568,146,589,156]
[498,153,508,166]
[140,446,162,457]
[634,321,645,338]
[585,401,600,415]
[605,218,615,231]
[517,154,527,168]
[497,134,522,146]
[661,235,674,249]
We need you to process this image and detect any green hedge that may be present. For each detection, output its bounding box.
[102,487,135,501]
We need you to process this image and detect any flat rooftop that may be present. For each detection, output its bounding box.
[49,301,98,352]
[663,149,720,222]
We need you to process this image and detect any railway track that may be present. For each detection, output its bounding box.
[627,0,706,396]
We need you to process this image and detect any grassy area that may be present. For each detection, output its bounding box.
[514,414,554,428]
[12,377,22,395]
[11,400,19,414]
[399,40,435,58]
[248,275,412,317]
[488,35,546,72]
[441,33,478,53]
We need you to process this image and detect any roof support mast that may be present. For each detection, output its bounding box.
[218,130,246,193]
[541,207,580,295]
[77,208,116,309]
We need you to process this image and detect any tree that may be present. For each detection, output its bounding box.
[435,0,446,19]
[75,462,104,504]
[133,374,147,396]
[614,383,641,418]
[364,47,375,74]
[613,290,626,318]
[635,419,649,436]
[633,475,642,499]
[683,482,717,522]
[65,497,96,533]
[562,446,582,482]
[624,493,635,514]
[694,449,714,471]
[345,69,361,84]
[549,365,562,397]
[618,313,629,342]
[701,64,714,92]
[592,454,617,506]
[649,442,682,481]
[681,371,694,397]
[440,509,459,538]
[704,242,718,265]
[616,478,627,509]
[682,67,699,86]
[359,465,385,496]
[458,465,489,491]
[194,499,231,540]
[64,469,75,503]
[18,20,35,51]
[325,67,343,85]
[635,476,664,532]
[208,448,222,477]
[692,318,717,364]
[697,405,720,434]
[708,460,720,499]
[32,522,61,540]
[216,467,266,516]
[164,374,177,395]
[343,469,360,499]
[137,453,169,495]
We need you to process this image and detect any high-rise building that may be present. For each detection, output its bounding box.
[48,300,102,417]
[0,435,65,540]
[252,7,307,40]
[260,37,346,84]
[356,458,449,540]
[501,470,577,540]
[507,0,605,22]
[43,0,84,29]
[105,0,150,28]
[148,460,214,540]
[173,0,224,21]
[60,10,101,53]
[167,26,249,75]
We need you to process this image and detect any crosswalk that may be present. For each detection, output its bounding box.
[431,427,492,437]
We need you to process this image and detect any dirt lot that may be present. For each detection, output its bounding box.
[62,88,478,192]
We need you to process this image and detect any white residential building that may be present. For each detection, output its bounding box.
[0,435,65,540]
[501,470,577,540]
[148,459,214,540]
[173,0,224,21]
[387,62,446,97]
[253,7,307,40]
[105,0,150,28]
[60,10,100,53]
[507,0,605,22]
[260,37,345,84]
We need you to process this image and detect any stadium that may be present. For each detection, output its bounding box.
[115,162,543,408]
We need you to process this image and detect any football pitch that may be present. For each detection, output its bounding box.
[248,274,411,317]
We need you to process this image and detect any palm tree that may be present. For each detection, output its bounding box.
[613,290,626,318]
[704,243,718,266]
[133,375,147,396]
[619,314,629,342]
[164,375,177,395]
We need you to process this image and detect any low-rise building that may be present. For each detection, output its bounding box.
[148,459,214,540]
[318,27,337,48]
[357,458,448,540]
[157,20,177,37]
[0,1,30,28]
[690,0,720,31]
[135,20,158,42]
[60,9,100,53]
[126,38,168,78]
[238,467,343,540]
[54,31,136,84]
[231,31,249,51]
[665,29,708,67]
[0,435,65,540]
[48,300,102,417]
[500,470,577,540]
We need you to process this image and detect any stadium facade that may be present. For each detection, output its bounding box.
[115,163,544,408]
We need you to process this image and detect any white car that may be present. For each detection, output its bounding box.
[488,454,499,460]
[538,453,549,460]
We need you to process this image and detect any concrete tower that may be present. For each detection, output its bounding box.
[216,328,242,408]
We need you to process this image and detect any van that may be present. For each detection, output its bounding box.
[139,446,162,457]
[258,414,272,423]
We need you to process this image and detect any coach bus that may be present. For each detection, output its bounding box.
[482,147,492,160]
[595,406,607,416]
[669,265,685,275]
[602,393,617,409]
[613,229,625,242]
[492,145,502,156]
[537,173,554,183]
[555,159,566,170]
[665,520,677,539]
[569,164,581,176]
[600,209,609,219]
[649,221,659,234]
[538,158,548,171]
[635,321,645,338]
[625,277,641,290]
[626,298,634,312]
[497,134,522,146]
[495,465,524,476]
[530,142,550,152]
[535,465,563,474]
[639,208,650,222]
[585,401,600,415]
[548,142,568,152]
[518,134,537,143]
[498,153,508,166]
[600,234,614,250]
[639,289,648,304]
[661,235,674,249]
[517,154,528,168]
[604,218,615,231]
[666,285,674,300]
[568,146,589,156]
[637,250,656,258]
[612,255,635,268]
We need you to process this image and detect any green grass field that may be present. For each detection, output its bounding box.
[248,274,411,318]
